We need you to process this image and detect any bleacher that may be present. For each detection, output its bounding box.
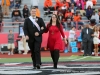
[2,0,100,33]
[3,0,30,32]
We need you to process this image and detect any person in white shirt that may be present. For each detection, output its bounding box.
[31,0,39,8]
[86,0,93,9]
[93,26,99,56]
[20,27,28,55]
[91,11,99,25]
[68,27,76,51]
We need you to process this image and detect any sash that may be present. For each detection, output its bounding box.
[29,16,40,31]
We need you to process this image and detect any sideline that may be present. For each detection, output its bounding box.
[71,56,89,61]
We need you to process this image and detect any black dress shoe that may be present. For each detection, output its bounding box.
[36,64,40,69]
[40,63,42,65]
[54,63,57,69]
[54,65,57,69]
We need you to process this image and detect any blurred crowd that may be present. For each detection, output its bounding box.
[43,0,100,30]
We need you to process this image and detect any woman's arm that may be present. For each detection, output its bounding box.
[59,24,67,44]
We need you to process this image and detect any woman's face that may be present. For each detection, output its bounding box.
[52,15,57,22]
[97,26,100,31]
[24,5,27,8]
[72,27,75,31]
[94,27,97,31]
[88,6,91,9]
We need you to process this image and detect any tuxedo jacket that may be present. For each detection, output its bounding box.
[23,17,46,42]
[81,28,93,42]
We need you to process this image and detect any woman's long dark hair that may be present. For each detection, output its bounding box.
[48,14,60,28]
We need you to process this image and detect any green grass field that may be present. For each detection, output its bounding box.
[0,56,100,63]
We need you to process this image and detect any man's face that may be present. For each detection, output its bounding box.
[86,25,89,28]
[30,9,36,16]
[9,30,12,34]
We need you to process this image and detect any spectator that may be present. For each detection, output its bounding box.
[73,12,84,28]
[54,0,61,10]
[91,11,99,25]
[55,0,69,10]
[23,5,30,18]
[11,7,22,25]
[44,0,54,11]
[15,1,20,8]
[1,0,10,15]
[7,30,15,55]
[64,9,73,28]
[66,0,71,6]
[69,3,76,14]
[36,7,40,17]
[76,0,84,10]
[92,0,97,6]
[62,0,69,9]
[10,0,14,9]
[0,2,2,12]
[0,11,3,32]
[86,6,93,20]
[65,14,73,29]
[20,27,28,55]
[65,9,73,19]
[71,0,75,3]
[57,12,65,26]
[68,26,76,51]
[81,24,94,56]
[86,0,93,9]
[15,0,21,4]
[93,26,99,56]
[89,19,96,29]
[98,8,100,20]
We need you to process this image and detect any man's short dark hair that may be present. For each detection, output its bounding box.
[30,6,36,10]
[71,26,75,29]
[9,30,12,32]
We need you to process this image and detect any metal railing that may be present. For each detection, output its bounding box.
[0,20,95,32]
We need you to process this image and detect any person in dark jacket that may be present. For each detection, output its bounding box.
[12,7,22,24]
[0,11,3,32]
[23,7,46,69]
[23,5,30,18]
[81,24,94,56]
[86,6,93,20]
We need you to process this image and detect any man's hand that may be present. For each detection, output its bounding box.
[41,27,44,30]
[35,32,39,36]
[63,38,67,44]
[25,35,29,40]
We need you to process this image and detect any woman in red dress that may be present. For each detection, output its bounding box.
[45,14,67,69]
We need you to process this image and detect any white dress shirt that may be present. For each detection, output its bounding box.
[87,28,88,34]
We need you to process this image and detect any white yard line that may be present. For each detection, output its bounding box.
[59,56,79,60]
[71,56,89,61]
[50,72,100,75]
[91,57,100,58]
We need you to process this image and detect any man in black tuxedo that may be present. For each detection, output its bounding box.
[81,24,94,56]
[23,7,46,69]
